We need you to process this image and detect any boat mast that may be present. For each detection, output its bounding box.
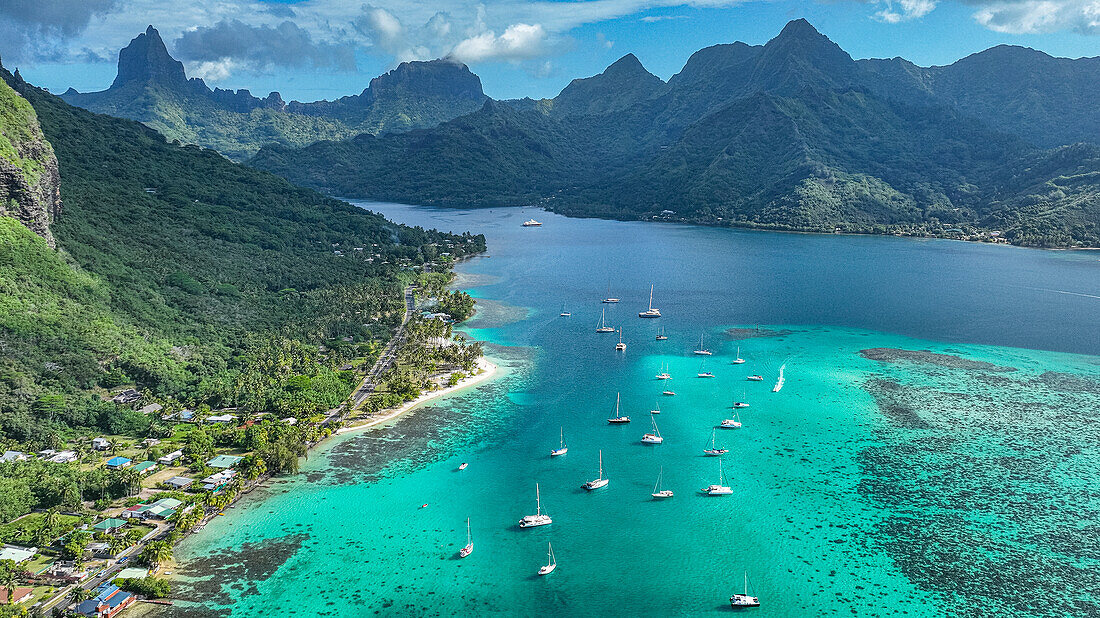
[536,483,542,516]
[598,450,604,480]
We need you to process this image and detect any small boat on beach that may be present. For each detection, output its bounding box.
[582,450,609,490]
[459,518,474,558]
[596,307,615,333]
[519,483,552,528]
[701,460,733,495]
[522,219,542,227]
[730,572,760,607]
[538,542,557,576]
[638,284,661,318]
[732,347,746,364]
[693,334,712,356]
[641,415,664,444]
[607,393,631,423]
[550,427,568,457]
[703,429,728,456]
[651,466,674,499]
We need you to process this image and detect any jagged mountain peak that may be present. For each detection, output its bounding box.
[553,53,663,115]
[112,24,187,89]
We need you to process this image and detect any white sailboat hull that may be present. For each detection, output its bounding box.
[538,563,557,575]
[641,434,663,444]
[550,447,567,456]
[519,515,552,528]
[651,490,674,499]
[459,543,473,558]
[582,478,609,490]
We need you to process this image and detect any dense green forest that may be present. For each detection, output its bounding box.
[0,65,485,449]
[251,20,1100,248]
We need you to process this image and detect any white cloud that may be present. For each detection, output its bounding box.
[448,23,550,62]
[639,14,691,21]
[191,58,238,81]
[874,0,939,22]
[972,0,1100,34]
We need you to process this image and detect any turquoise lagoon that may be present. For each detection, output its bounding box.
[159,205,1100,617]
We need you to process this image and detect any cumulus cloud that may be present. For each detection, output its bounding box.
[0,0,118,62]
[174,19,356,72]
[875,0,938,22]
[448,23,550,62]
[971,0,1100,34]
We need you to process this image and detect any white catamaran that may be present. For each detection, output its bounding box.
[615,328,626,351]
[732,346,746,364]
[720,412,743,429]
[582,450,609,490]
[550,427,568,457]
[638,284,661,318]
[703,429,728,456]
[701,460,733,495]
[730,572,760,607]
[519,483,552,528]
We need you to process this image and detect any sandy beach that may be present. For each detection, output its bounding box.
[335,356,498,435]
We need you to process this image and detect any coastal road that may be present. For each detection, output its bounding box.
[329,285,416,422]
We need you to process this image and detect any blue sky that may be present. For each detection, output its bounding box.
[4,0,1099,102]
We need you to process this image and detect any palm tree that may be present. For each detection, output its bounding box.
[1,564,17,604]
[141,541,173,571]
[107,535,127,557]
[69,584,93,606]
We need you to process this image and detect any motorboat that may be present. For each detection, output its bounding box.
[522,219,542,227]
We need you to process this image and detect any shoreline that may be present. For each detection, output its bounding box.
[335,356,499,435]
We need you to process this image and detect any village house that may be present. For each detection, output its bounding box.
[164,476,193,490]
[131,461,157,475]
[75,584,135,617]
[105,457,131,470]
[111,389,141,404]
[91,437,110,451]
[157,450,183,465]
[0,545,37,564]
[48,450,78,463]
[206,454,242,469]
[201,469,237,490]
[92,518,127,534]
[0,586,33,605]
[205,413,237,424]
[137,403,163,415]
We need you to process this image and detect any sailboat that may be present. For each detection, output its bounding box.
[693,334,713,356]
[651,466,674,499]
[638,284,661,318]
[697,358,715,378]
[459,518,474,558]
[733,389,750,408]
[732,346,746,364]
[773,364,786,392]
[703,429,728,456]
[730,572,761,607]
[655,363,671,380]
[747,374,764,381]
[601,282,620,303]
[655,326,668,341]
[615,328,626,351]
[662,389,676,396]
[582,450,609,490]
[607,393,630,423]
[720,412,742,429]
[518,483,552,528]
[650,402,661,414]
[641,415,664,444]
[559,304,571,317]
[550,427,568,457]
[596,307,615,333]
[538,542,557,576]
[701,460,733,495]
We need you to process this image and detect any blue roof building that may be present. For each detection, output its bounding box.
[75,583,134,617]
[105,456,132,469]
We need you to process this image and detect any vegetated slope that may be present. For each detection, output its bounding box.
[0,65,485,442]
[0,74,61,245]
[61,26,487,160]
[250,20,1100,247]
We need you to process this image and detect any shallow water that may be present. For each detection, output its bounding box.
[159,205,1100,617]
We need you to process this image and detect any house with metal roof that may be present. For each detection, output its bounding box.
[75,584,134,617]
[105,457,131,470]
[157,450,183,465]
[164,476,193,490]
[131,461,157,475]
[137,403,163,415]
[92,518,127,533]
[0,545,37,563]
[91,437,110,451]
[206,454,242,469]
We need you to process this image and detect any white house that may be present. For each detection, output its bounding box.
[48,450,78,463]
[91,437,110,451]
[157,450,183,465]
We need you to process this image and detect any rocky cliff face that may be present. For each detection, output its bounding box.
[0,66,60,247]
